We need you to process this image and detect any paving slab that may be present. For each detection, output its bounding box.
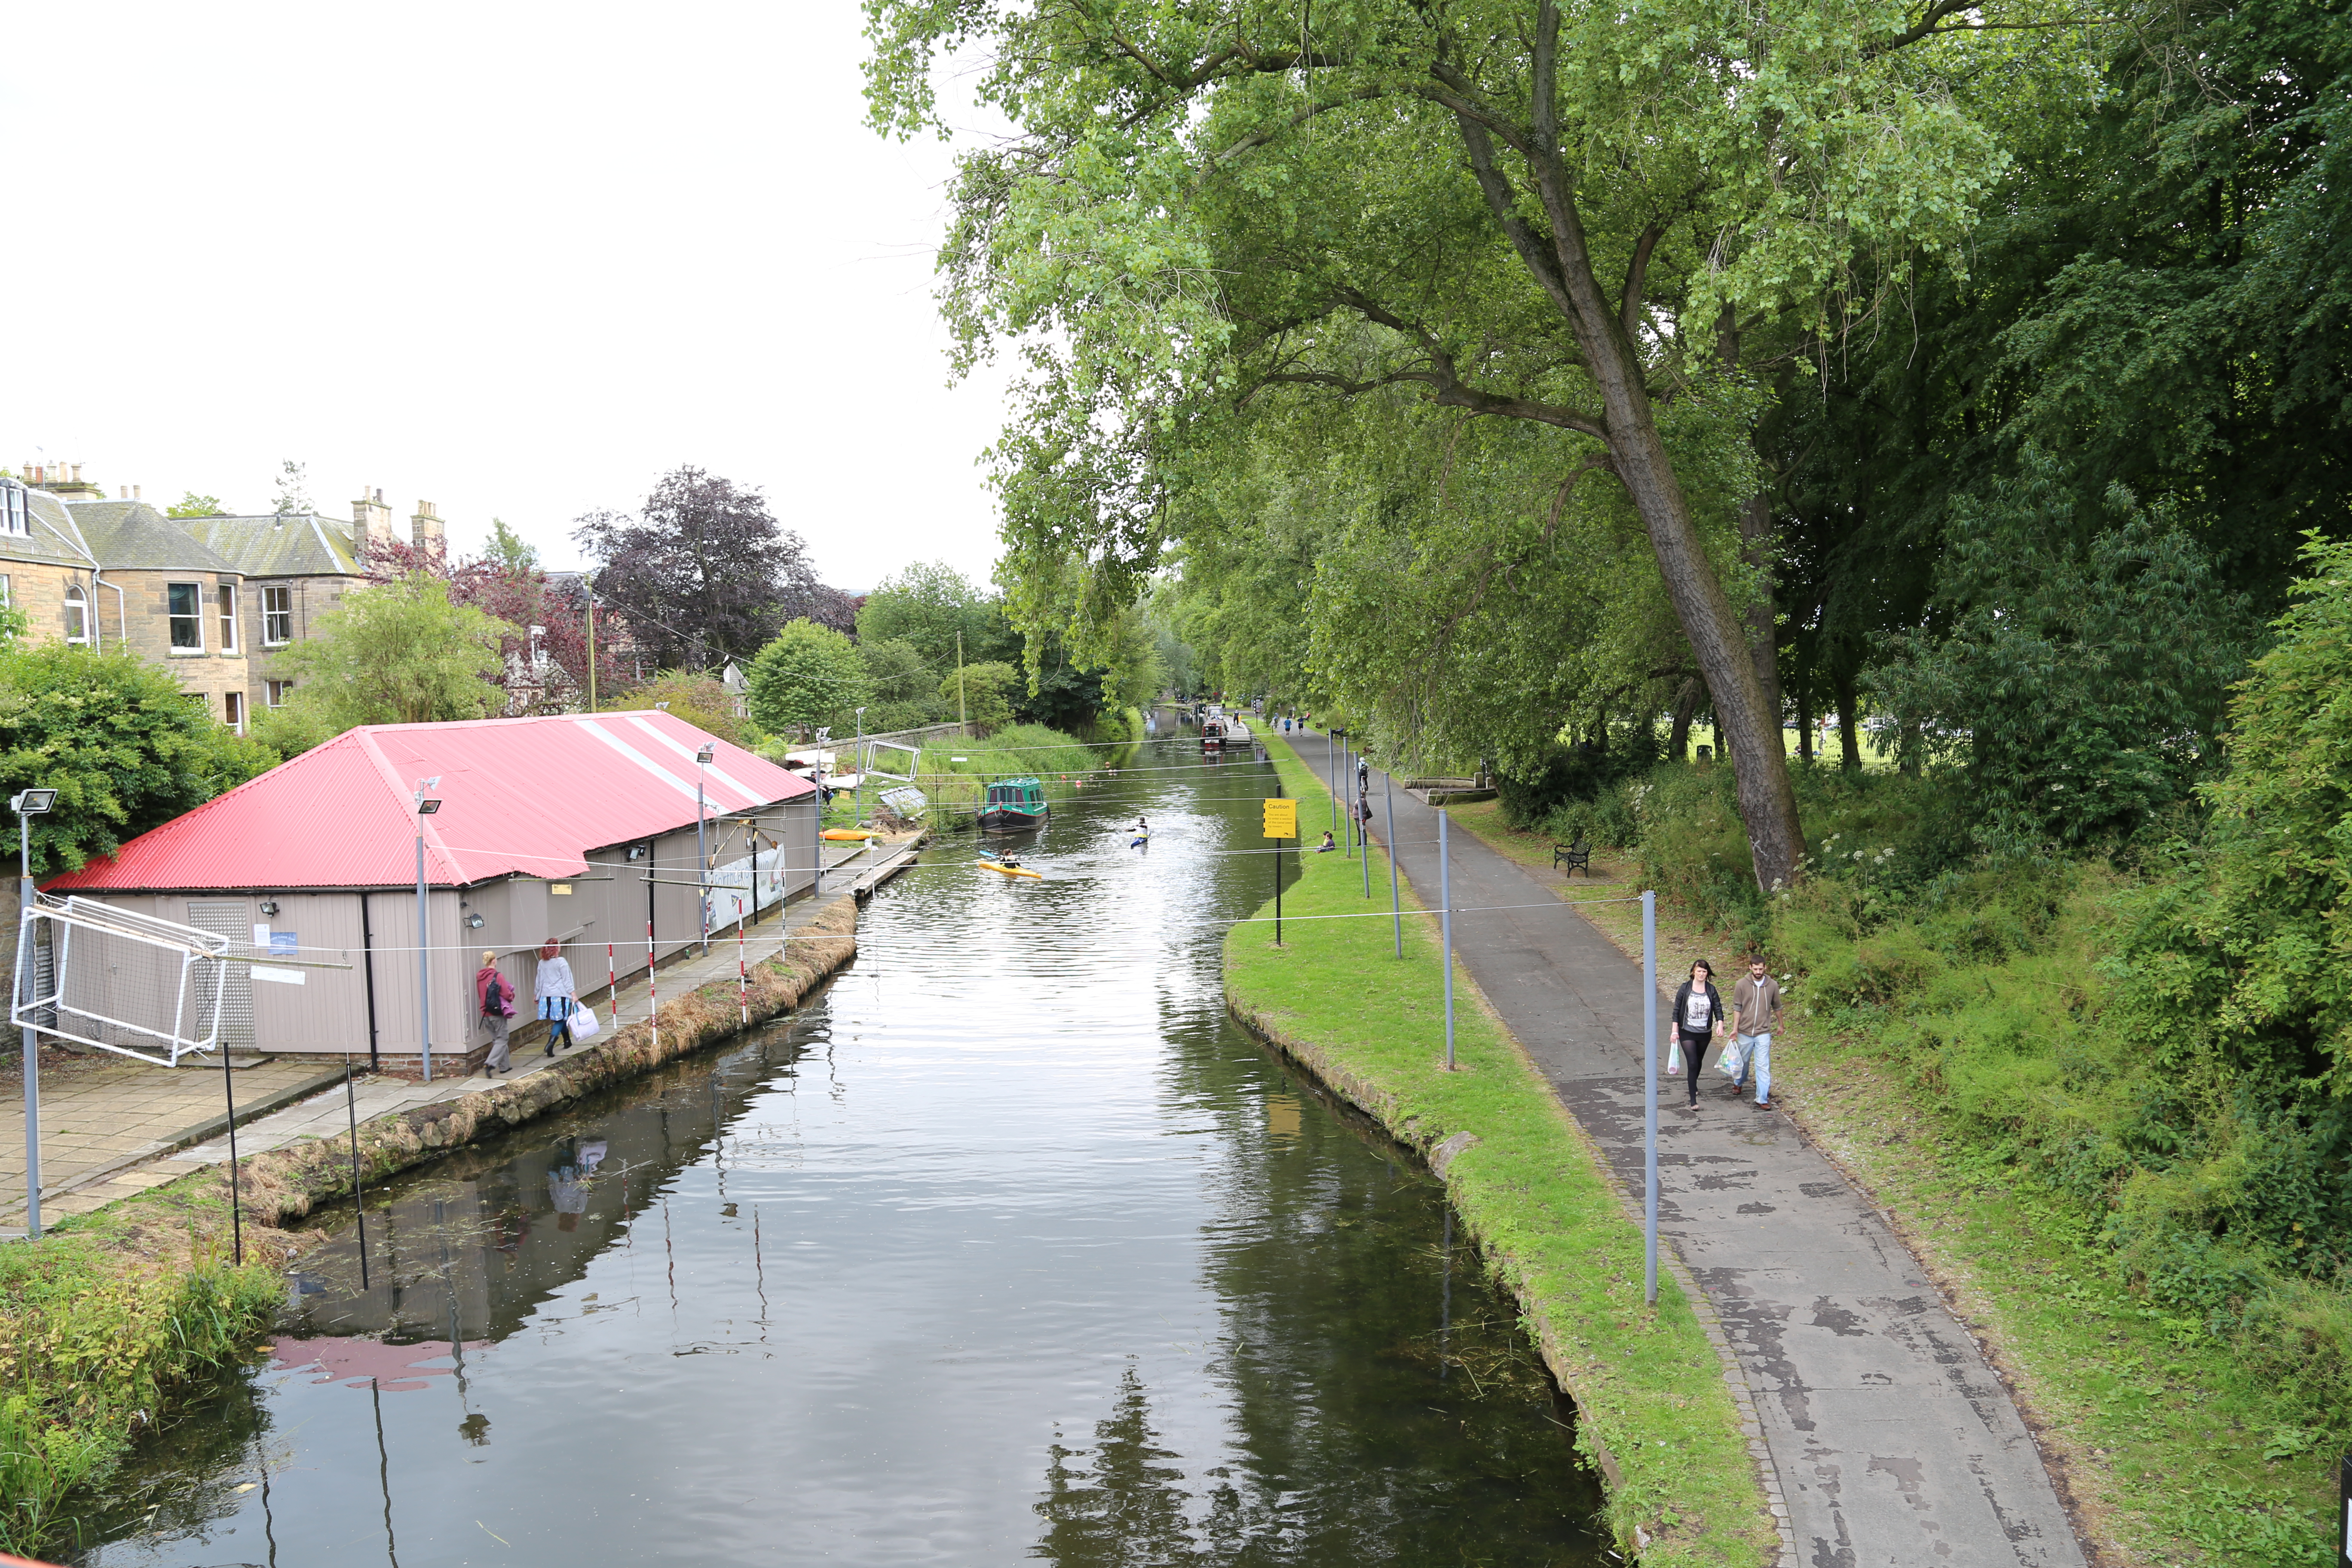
[1288,728,2084,1568]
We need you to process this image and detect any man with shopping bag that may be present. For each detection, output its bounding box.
[1728,954,1782,1110]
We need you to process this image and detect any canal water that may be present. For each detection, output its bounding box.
[80,742,1606,1566]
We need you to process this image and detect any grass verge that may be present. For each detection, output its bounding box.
[1225,735,1775,1566]
[0,1185,287,1559]
[1443,799,2340,1568]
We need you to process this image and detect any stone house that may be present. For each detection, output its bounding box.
[0,466,444,732]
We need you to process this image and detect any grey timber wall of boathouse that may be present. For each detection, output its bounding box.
[65,794,819,1065]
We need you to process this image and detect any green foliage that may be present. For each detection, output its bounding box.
[247,700,343,763]
[163,493,225,519]
[1869,453,2254,851]
[942,660,1018,732]
[854,637,943,733]
[620,671,750,747]
[854,561,1014,675]
[273,573,514,729]
[0,645,270,877]
[0,1201,281,1556]
[747,619,870,737]
[483,517,539,573]
[2169,534,2352,1093]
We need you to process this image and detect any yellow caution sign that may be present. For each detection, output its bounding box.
[1262,798,1298,839]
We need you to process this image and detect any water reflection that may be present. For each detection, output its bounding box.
[80,749,1605,1568]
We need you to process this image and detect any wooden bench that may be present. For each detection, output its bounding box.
[1553,839,1593,876]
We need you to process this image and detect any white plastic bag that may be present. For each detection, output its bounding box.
[1666,1035,1683,1074]
[569,1003,602,1042]
[1719,1035,1746,1080]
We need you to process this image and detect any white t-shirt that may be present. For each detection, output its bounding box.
[1684,990,1713,1031]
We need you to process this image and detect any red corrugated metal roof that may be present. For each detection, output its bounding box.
[45,711,818,892]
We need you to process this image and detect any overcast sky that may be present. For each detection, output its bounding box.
[1,2,1012,591]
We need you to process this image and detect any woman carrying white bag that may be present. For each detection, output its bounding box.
[1669,959,1726,1109]
[535,938,582,1057]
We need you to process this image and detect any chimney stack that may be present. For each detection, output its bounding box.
[132,484,141,501]
[352,485,395,550]
[411,499,445,559]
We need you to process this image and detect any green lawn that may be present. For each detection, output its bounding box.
[1226,735,1776,1566]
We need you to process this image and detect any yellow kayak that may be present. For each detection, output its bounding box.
[978,859,1043,880]
[823,828,880,842]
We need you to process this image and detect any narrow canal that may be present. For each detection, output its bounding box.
[83,742,1606,1566]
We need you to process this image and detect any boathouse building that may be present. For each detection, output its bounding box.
[43,711,821,1071]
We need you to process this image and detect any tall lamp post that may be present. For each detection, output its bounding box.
[11,787,55,1238]
[413,778,441,1083]
[853,707,867,827]
[695,744,715,956]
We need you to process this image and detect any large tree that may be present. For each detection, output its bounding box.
[574,466,831,670]
[0,646,266,878]
[273,574,514,729]
[867,0,2089,888]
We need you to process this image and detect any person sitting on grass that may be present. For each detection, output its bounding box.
[1314,830,1337,853]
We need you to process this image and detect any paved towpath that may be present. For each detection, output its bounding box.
[9,836,899,1225]
[1288,728,2084,1568]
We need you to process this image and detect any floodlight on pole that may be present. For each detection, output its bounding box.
[413,778,441,1083]
[12,786,54,1237]
[695,745,715,956]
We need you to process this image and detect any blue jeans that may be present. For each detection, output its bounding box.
[1735,1032,1771,1103]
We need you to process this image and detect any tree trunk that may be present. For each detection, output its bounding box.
[1438,11,1806,890]
[1451,206,1801,879]
[1795,638,1814,763]
[1739,492,1782,726]
[1832,663,1862,773]
[1668,677,1701,763]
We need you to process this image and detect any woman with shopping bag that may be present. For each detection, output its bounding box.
[1670,959,1726,1109]
[535,938,577,1057]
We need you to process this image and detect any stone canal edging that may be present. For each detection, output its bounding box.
[1220,745,1779,1568]
[194,894,859,1232]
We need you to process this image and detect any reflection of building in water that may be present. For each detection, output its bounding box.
[282,1032,804,1347]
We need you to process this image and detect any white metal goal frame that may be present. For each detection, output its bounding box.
[10,895,355,1067]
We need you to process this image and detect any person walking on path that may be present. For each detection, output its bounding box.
[475,950,516,1077]
[1672,959,1725,1108]
[535,938,577,1058]
[1729,954,1782,1109]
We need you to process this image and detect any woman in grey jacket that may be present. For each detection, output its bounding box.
[1672,959,1725,1107]
[534,938,577,1058]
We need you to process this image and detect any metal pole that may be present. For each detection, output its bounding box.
[416,832,432,1084]
[1440,810,1455,1071]
[854,708,866,828]
[585,570,597,713]
[1328,732,1340,847]
[221,1032,243,1265]
[17,809,38,1239]
[344,1057,369,1289]
[1385,774,1401,958]
[1643,888,1659,1305]
[1273,783,1283,946]
[696,764,710,957]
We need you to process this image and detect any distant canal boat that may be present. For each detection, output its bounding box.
[978,776,1049,832]
[1201,719,1228,751]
